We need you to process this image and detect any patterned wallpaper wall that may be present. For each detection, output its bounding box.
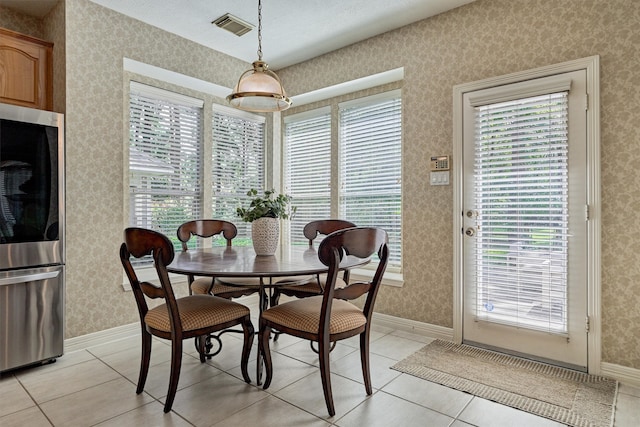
[279,0,640,368]
[57,0,249,338]
[2,0,639,369]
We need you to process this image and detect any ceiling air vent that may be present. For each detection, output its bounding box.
[212,13,254,37]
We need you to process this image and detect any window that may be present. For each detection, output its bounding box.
[128,82,203,249]
[284,90,402,268]
[339,92,402,267]
[284,108,332,246]
[211,106,266,245]
[128,84,265,255]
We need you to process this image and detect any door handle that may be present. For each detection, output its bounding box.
[465,228,475,237]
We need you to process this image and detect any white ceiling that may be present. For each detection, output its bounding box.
[1,0,475,69]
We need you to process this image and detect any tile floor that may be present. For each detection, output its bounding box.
[1,295,639,427]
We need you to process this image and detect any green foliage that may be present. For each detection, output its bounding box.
[236,189,296,223]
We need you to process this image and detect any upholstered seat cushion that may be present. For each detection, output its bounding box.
[261,295,366,335]
[145,295,250,333]
[190,276,261,295]
[278,274,347,295]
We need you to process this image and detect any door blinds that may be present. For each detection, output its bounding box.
[472,91,569,335]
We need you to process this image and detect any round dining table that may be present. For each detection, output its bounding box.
[166,244,370,384]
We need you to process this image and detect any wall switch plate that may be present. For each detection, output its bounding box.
[430,171,449,185]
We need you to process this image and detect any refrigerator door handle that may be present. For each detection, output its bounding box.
[0,270,60,286]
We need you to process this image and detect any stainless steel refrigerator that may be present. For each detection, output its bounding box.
[0,103,64,372]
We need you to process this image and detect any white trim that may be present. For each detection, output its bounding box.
[124,57,231,100]
[64,323,140,353]
[212,103,266,123]
[130,81,204,108]
[467,74,572,107]
[372,312,454,341]
[339,88,402,109]
[452,55,601,373]
[283,106,331,124]
[601,362,640,388]
[291,68,404,107]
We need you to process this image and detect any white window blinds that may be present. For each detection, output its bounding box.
[211,107,265,245]
[129,84,203,248]
[473,91,569,334]
[284,109,332,246]
[339,91,402,267]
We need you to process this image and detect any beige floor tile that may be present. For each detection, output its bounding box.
[274,339,357,366]
[618,382,640,398]
[614,393,640,427]
[86,335,141,358]
[339,329,388,348]
[330,349,401,390]
[122,353,224,399]
[170,372,268,426]
[98,339,173,377]
[213,395,331,427]
[458,397,565,427]
[335,390,453,427]
[229,351,316,392]
[39,377,154,426]
[274,370,370,419]
[26,349,95,374]
[0,376,35,417]
[369,334,426,361]
[381,373,473,417]
[0,406,52,427]
[16,358,120,403]
[94,401,192,427]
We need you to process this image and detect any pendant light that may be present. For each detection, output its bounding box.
[227,0,291,112]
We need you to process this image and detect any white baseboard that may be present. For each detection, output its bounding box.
[371,312,454,341]
[65,323,140,353]
[601,362,640,387]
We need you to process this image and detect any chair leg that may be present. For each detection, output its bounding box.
[240,315,254,383]
[318,337,335,417]
[196,336,206,363]
[360,330,372,395]
[163,338,183,413]
[258,323,273,389]
[136,329,152,394]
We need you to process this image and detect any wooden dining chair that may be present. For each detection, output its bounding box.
[177,219,261,299]
[258,227,389,417]
[120,227,254,413]
[270,219,356,306]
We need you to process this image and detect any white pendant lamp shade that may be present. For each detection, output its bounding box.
[226,0,291,113]
[227,60,291,112]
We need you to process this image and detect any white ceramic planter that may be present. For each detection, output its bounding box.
[251,217,279,256]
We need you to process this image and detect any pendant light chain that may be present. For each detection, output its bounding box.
[257,0,263,61]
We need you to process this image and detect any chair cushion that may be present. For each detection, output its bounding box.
[145,295,250,333]
[279,274,347,294]
[190,276,261,295]
[261,295,366,335]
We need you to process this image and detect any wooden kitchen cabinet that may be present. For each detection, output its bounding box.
[0,27,53,111]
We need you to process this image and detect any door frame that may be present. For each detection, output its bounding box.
[452,56,601,374]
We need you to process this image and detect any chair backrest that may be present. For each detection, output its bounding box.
[303,219,356,247]
[317,227,389,322]
[176,219,238,251]
[120,227,178,327]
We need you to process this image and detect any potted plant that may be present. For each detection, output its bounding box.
[237,189,296,255]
